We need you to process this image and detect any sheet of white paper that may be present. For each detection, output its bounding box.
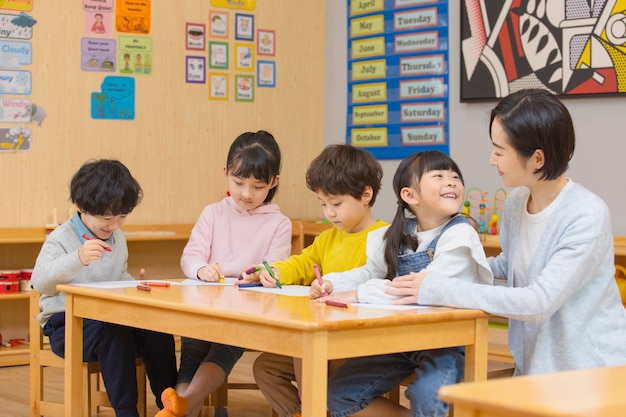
[177,278,238,286]
[238,284,311,297]
[350,303,430,310]
[75,278,240,289]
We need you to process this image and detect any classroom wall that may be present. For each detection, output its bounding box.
[0,1,325,229]
[325,1,626,235]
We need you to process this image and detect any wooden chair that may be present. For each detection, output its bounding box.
[29,290,147,417]
[207,219,305,417]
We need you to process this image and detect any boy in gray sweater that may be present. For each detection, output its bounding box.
[32,159,177,417]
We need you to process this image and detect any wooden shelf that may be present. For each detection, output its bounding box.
[0,224,194,367]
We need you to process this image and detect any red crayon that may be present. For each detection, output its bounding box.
[325,300,349,308]
[136,284,151,292]
[82,234,112,252]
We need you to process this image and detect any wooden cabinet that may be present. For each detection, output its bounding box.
[0,224,193,366]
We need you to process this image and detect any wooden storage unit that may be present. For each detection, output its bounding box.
[0,224,193,366]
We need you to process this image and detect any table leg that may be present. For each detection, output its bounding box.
[300,332,328,417]
[65,294,84,417]
[464,317,488,382]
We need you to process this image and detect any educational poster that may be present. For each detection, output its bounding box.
[0,69,31,94]
[83,0,113,35]
[210,0,255,11]
[0,126,31,151]
[115,0,150,34]
[235,13,254,41]
[186,56,205,83]
[81,37,116,71]
[235,74,254,102]
[257,60,275,87]
[209,11,227,38]
[209,41,228,69]
[346,0,449,159]
[234,42,254,71]
[0,39,32,66]
[0,12,35,39]
[118,35,152,75]
[0,0,33,12]
[91,75,135,119]
[209,72,228,100]
[186,23,205,50]
[0,98,31,122]
[257,29,275,56]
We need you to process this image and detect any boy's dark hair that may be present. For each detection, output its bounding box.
[70,159,143,216]
[305,144,382,206]
[490,88,575,180]
[226,130,282,203]
[383,151,464,279]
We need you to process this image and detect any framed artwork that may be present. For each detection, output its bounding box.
[209,41,229,69]
[235,13,254,41]
[461,2,626,101]
[186,56,206,83]
[209,11,228,38]
[186,23,205,50]
[257,29,275,56]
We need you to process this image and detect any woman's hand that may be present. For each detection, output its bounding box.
[385,271,427,304]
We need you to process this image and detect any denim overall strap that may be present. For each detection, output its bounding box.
[396,215,469,277]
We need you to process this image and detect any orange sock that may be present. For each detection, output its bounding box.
[154,409,177,417]
[160,387,188,417]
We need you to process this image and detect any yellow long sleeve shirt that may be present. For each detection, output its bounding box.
[275,219,388,285]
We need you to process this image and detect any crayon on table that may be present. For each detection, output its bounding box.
[136,284,151,292]
[140,281,170,287]
[325,300,349,308]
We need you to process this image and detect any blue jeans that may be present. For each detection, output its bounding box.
[327,347,464,417]
[177,337,245,384]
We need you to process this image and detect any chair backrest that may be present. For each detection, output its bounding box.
[290,220,304,255]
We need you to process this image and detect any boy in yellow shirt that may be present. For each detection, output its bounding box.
[242,144,388,417]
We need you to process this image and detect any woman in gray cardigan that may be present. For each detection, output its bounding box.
[388,88,626,376]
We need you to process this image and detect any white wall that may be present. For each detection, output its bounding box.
[325,2,626,235]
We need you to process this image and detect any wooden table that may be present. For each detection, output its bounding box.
[439,365,626,417]
[59,283,489,417]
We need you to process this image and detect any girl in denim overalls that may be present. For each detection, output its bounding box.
[315,151,493,417]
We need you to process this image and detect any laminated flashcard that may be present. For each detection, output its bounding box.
[0,69,31,94]
[83,0,114,35]
[186,56,205,83]
[209,41,228,69]
[0,126,31,152]
[235,75,254,102]
[209,11,227,38]
[0,40,32,67]
[118,35,152,75]
[209,73,228,100]
[91,76,135,120]
[186,23,205,50]
[0,12,36,40]
[81,37,116,72]
[257,60,275,87]
[257,29,275,56]
[234,43,253,71]
[235,13,254,41]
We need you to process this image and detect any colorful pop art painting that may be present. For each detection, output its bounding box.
[461,0,626,100]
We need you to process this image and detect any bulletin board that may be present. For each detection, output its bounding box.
[0,0,325,228]
[346,0,450,159]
